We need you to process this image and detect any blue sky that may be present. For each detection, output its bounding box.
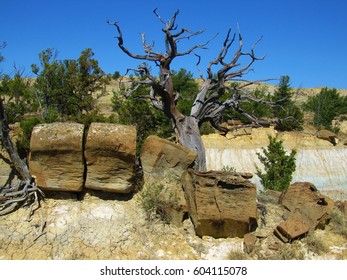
[1,0,347,89]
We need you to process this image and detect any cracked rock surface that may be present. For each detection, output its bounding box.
[0,192,243,260]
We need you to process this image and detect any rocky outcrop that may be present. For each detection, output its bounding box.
[0,191,247,260]
[279,182,334,232]
[140,136,197,226]
[29,123,85,192]
[181,169,257,238]
[84,123,136,193]
[140,135,197,181]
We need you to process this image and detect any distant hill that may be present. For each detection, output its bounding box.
[97,77,347,115]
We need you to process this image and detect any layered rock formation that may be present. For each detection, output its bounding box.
[29,123,85,192]
[203,127,347,199]
[182,169,257,238]
[84,123,136,193]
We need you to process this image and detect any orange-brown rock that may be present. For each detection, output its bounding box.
[84,123,136,193]
[243,233,258,253]
[29,123,85,192]
[276,215,309,242]
[140,135,197,181]
[181,169,257,238]
[279,182,334,231]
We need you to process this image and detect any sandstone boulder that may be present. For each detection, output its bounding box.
[275,215,309,242]
[279,182,334,231]
[317,129,338,145]
[29,123,85,192]
[140,135,197,225]
[140,135,197,181]
[181,169,257,238]
[84,123,136,193]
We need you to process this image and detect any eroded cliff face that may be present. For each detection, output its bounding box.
[202,127,347,200]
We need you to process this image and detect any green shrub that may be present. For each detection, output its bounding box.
[18,116,42,154]
[302,234,329,255]
[271,76,304,131]
[221,165,237,172]
[138,183,177,224]
[200,121,215,135]
[304,88,347,130]
[330,207,347,238]
[256,135,297,192]
[274,243,305,260]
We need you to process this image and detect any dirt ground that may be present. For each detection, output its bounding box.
[1,189,346,260]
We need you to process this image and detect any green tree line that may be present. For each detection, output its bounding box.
[1,47,346,157]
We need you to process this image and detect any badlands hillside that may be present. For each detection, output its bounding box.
[0,80,346,260]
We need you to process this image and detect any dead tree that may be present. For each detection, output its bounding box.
[109,9,278,171]
[0,97,43,215]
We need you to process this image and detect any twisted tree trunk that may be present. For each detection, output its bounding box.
[174,115,207,171]
[0,100,31,181]
[0,97,43,215]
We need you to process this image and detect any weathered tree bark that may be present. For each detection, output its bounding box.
[0,97,43,215]
[109,9,279,171]
[174,115,207,171]
[0,100,31,181]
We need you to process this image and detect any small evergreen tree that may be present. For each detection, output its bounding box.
[271,76,304,131]
[0,72,37,123]
[172,68,199,116]
[31,48,110,120]
[256,135,297,192]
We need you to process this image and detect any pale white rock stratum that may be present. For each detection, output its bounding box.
[202,127,347,200]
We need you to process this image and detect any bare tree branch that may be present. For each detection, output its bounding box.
[190,27,273,129]
[109,9,214,70]
[110,9,279,171]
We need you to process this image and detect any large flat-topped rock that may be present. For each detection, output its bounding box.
[182,169,258,238]
[29,123,85,192]
[84,123,136,193]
